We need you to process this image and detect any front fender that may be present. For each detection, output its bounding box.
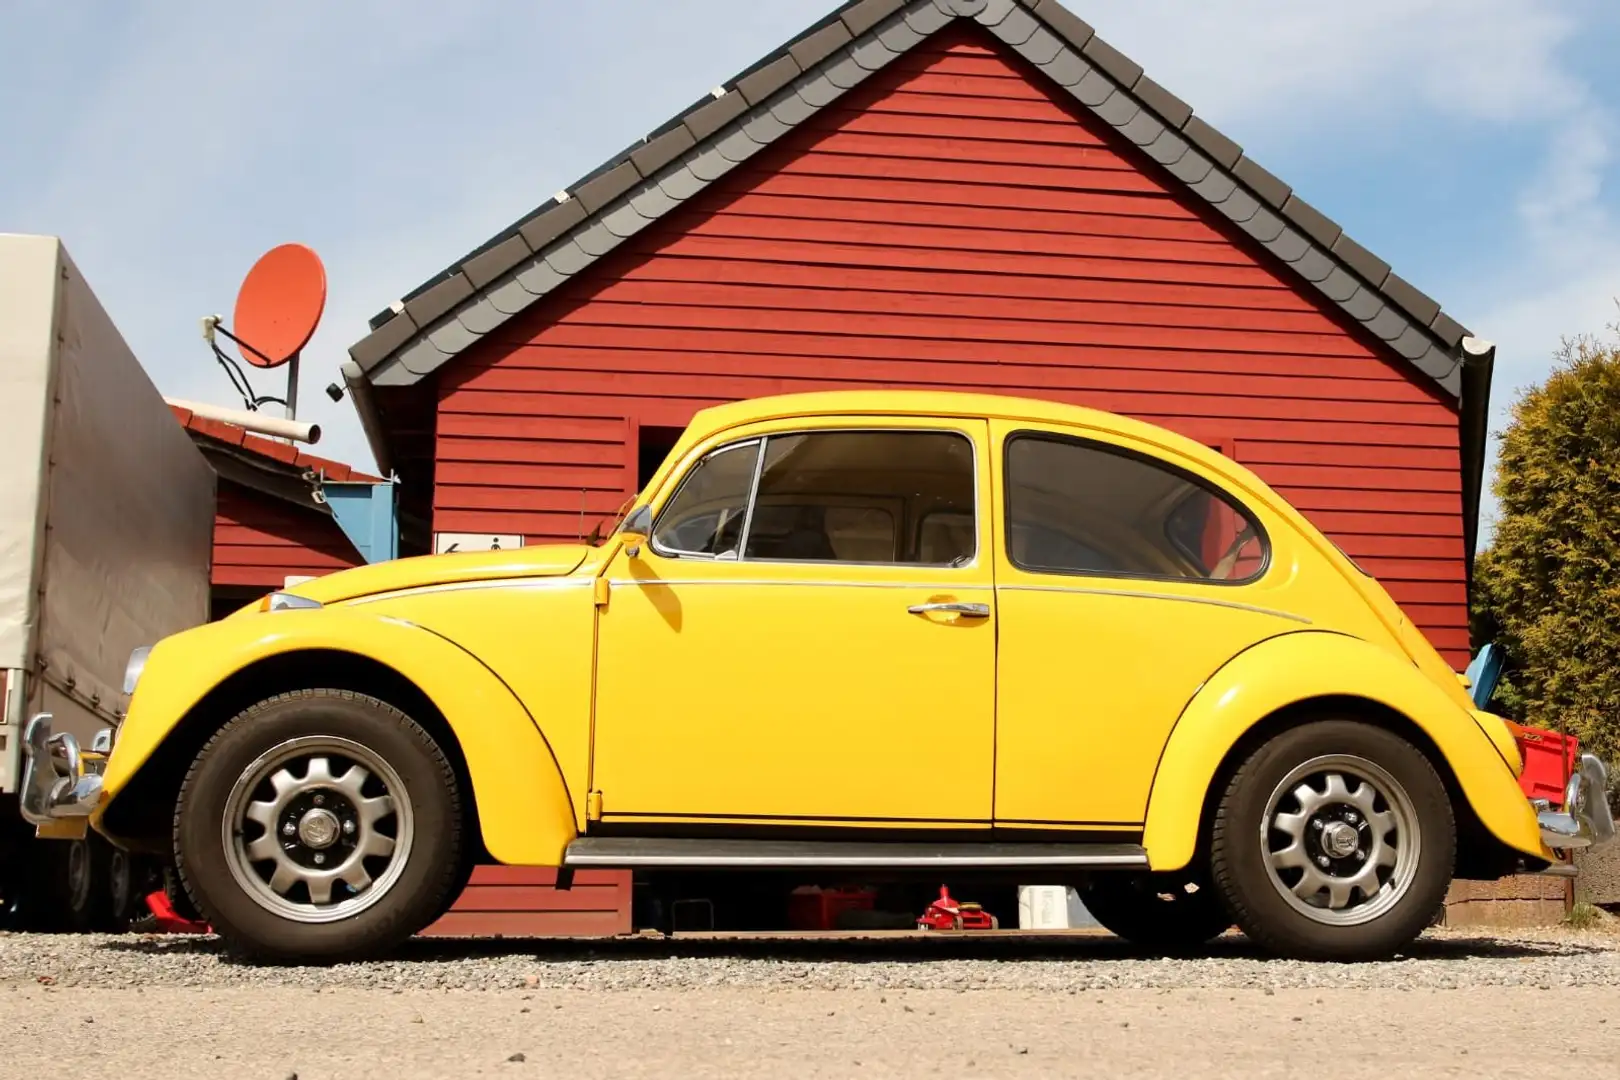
[1141,631,1545,872]
[95,608,577,866]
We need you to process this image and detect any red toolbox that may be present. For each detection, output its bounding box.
[1508,722,1579,806]
[787,886,876,930]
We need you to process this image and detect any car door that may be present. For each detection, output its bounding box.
[987,420,1299,830]
[591,415,996,827]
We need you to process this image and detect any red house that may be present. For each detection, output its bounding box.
[343,0,1492,669]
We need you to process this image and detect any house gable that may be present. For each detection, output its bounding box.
[431,25,1471,663]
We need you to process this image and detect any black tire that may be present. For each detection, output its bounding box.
[1210,720,1455,962]
[1080,873,1233,949]
[174,689,463,964]
[67,833,121,932]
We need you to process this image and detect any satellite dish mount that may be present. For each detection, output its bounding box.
[201,243,327,422]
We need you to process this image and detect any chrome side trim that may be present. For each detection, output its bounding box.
[609,578,987,591]
[346,576,592,605]
[563,836,1149,869]
[1538,754,1616,850]
[999,583,1311,624]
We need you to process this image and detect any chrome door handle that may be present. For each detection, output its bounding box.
[908,601,990,618]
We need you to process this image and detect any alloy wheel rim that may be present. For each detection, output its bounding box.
[222,736,414,924]
[1259,753,1421,927]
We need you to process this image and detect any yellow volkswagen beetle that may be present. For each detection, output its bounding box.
[22,390,1613,962]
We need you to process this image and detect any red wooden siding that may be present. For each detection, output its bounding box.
[212,481,364,589]
[419,867,633,938]
[435,25,1469,665]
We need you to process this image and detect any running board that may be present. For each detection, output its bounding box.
[562,836,1149,870]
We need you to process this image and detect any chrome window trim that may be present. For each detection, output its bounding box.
[1002,429,1273,588]
[647,424,983,572]
[649,438,763,561]
[998,583,1309,624]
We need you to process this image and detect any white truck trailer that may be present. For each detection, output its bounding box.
[0,233,215,928]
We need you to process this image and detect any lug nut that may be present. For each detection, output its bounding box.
[1312,820,1324,830]
[1344,811,1358,824]
[313,853,325,865]
[342,819,356,835]
[1355,850,1367,862]
[313,794,325,806]
[282,822,296,836]
[1316,855,1331,868]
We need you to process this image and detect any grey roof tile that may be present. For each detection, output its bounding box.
[1331,233,1392,289]
[1381,271,1442,327]
[630,124,696,177]
[515,257,569,299]
[1429,310,1469,349]
[743,108,792,146]
[402,272,473,329]
[348,309,419,371]
[688,141,739,181]
[573,160,642,214]
[1040,48,1089,87]
[1190,169,1236,203]
[574,219,624,258]
[973,0,1018,28]
[1081,35,1143,89]
[1119,109,1166,147]
[1215,185,1261,225]
[1339,286,1383,322]
[1365,306,1407,342]
[1132,75,1192,129]
[1232,155,1291,210]
[656,164,706,201]
[1390,323,1435,361]
[1141,127,1189,166]
[1262,225,1309,265]
[841,0,906,36]
[876,14,925,53]
[824,45,876,88]
[737,53,801,106]
[1092,90,1139,127]
[1411,343,1462,383]
[543,239,594,277]
[462,234,532,289]
[631,179,682,218]
[483,277,534,317]
[1071,68,1115,107]
[851,33,901,71]
[904,1,954,35]
[1164,147,1214,184]
[683,90,747,142]
[456,293,505,331]
[394,335,453,378]
[717,125,767,163]
[1292,246,1335,283]
[771,87,820,125]
[796,66,847,106]
[1182,116,1241,169]
[1030,0,1095,50]
[1316,266,1360,304]
[427,316,483,356]
[988,4,1041,46]
[789,19,853,69]
[934,0,987,15]
[518,199,588,251]
[369,356,420,388]
[1238,205,1284,244]
[1015,25,1064,65]
[601,200,654,240]
[1279,193,1342,249]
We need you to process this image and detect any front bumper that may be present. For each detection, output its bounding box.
[18,712,110,837]
[1536,753,1616,850]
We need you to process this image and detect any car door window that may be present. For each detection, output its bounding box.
[743,430,975,565]
[650,439,761,558]
[1004,433,1266,583]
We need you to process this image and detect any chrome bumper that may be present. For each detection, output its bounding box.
[1537,753,1616,850]
[19,712,110,827]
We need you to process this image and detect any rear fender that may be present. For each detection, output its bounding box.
[1142,631,1544,871]
[96,608,577,866]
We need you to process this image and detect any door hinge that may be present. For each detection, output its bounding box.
[586,789,604,821]
[593,577,611,608]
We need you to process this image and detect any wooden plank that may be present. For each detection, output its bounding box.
[419,910,631,938]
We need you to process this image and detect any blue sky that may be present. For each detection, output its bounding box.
[5,0,1619,543]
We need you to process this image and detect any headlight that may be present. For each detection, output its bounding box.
[123,646,151,695]
[259,592,323,612]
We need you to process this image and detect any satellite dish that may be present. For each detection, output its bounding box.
[232,243,326,369]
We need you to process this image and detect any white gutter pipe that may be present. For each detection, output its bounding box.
[165,398,321,445]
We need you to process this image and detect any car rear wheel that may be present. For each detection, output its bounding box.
[1210,720,1454,961]
[174,689,463,963]
[1080,873,1232,949]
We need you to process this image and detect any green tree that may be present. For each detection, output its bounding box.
[1472,334,1620,764]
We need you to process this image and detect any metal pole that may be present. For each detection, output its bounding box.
[286,352,300,423]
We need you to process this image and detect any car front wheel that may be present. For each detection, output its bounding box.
[174,689,464,963]
[1210,720,1455,961]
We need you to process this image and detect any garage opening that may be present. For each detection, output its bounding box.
[637,425,685,490]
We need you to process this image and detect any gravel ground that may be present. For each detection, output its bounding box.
[4,927,1619,1078]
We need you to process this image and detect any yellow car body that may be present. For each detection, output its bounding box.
[94,389,1548,875]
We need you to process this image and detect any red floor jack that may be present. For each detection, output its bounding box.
[140,890,211,935]
[916,884,999,931]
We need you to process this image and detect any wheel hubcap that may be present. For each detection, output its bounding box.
[221,736,414,924]
[1260,754,1420,927]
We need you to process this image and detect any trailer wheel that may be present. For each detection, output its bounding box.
[66,834,121,932]
[174,689,464,963]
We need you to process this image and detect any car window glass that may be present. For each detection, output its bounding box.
[1005,434,1265,582]
[650,440,760,558]
[743,430,975,565]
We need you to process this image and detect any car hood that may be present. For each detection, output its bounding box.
[254,544,601,608]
